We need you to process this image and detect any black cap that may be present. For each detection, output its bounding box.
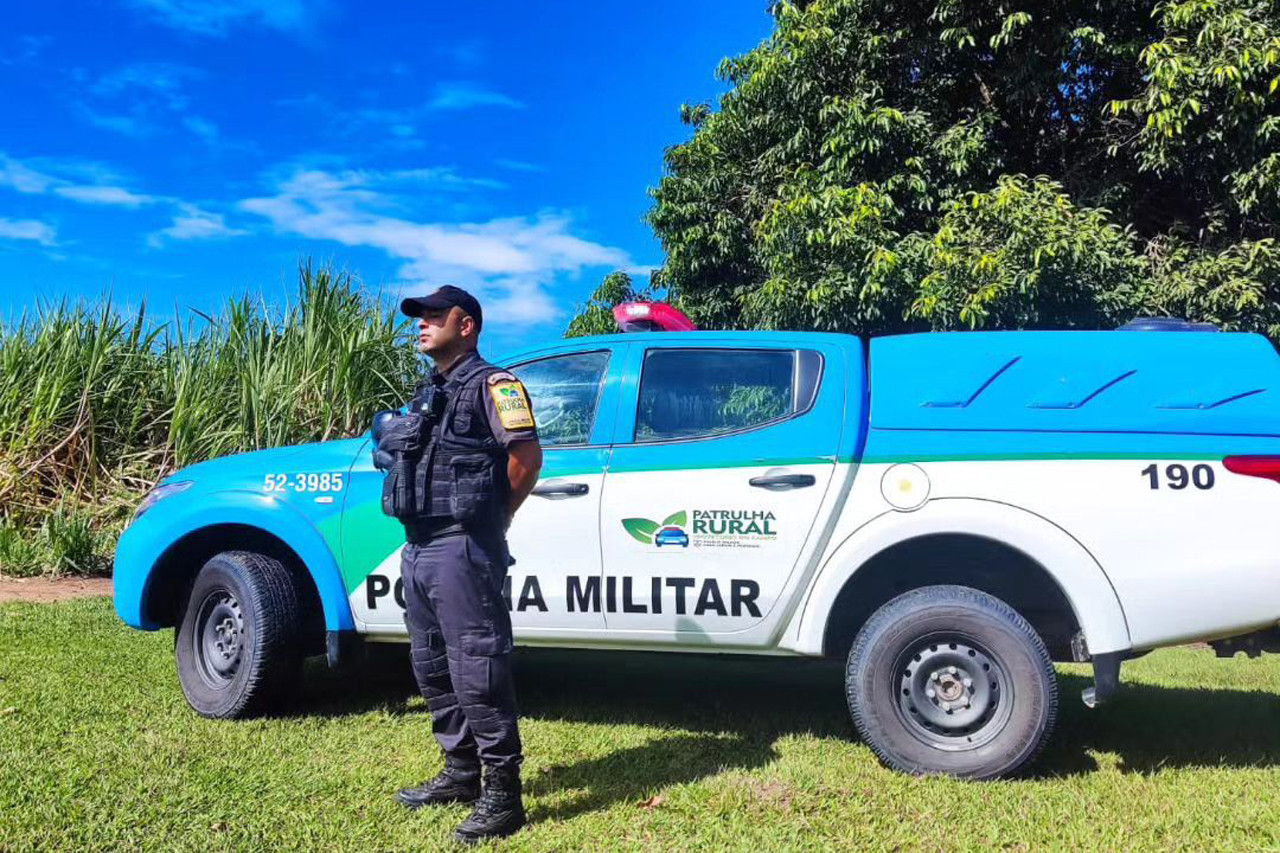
[401,285,483,330]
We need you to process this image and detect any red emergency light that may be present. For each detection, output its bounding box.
[1223,456,1280,484]
[612,301,698,333]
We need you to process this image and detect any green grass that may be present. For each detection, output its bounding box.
[2,598,1278,852]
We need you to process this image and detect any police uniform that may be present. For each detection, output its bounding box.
[398,351,537,779]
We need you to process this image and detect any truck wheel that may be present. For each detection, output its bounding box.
[174,550,304,719]
[846,585,1057,780]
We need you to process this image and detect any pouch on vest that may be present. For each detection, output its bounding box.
[377,413,425,453]
[449,453,498,523]
[381,463,412,519]
[378,413,425,519]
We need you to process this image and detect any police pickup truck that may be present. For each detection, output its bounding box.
[114,315,1280,779]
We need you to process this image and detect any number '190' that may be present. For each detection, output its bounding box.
[1141,463,1214,490]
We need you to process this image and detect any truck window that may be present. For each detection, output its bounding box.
[510,350,610,446]
[635,348,820,442]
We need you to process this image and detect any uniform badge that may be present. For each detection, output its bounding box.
[487,373,535,430]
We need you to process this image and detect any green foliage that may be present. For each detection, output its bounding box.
[719,384,790,427]
[40,504,107,576]
[630,0,1280,336]
[0,261,423,576]
[536,407,592,446]
[518,352,612,446]
[0,505,115,578]
[0,519,43,577]
[912,176,1146,329]
[564,271,654,337]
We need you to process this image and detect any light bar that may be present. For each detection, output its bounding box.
[612,301,698,333]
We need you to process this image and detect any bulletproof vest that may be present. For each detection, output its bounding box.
[411,354,509,525]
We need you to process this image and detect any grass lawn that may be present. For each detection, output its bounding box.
[2,598,1278,852]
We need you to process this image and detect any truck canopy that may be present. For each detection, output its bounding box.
[866,331,1280,459]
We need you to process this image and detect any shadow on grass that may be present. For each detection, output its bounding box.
[526,733,777,822]
[1033,672,1280,777]
[293,646,1280,802]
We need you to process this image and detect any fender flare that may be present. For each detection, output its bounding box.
[788,497,1132,655]
[113,489,354,632]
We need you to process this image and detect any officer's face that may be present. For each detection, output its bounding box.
[417,307,476,356]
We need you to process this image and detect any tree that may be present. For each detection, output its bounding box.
[589,0,1280,337]
[564,271,654,337]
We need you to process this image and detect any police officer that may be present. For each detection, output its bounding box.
[383,285,543,844]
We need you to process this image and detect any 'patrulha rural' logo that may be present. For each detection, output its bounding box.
[621,509,778,550]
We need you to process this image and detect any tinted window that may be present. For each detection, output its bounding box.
[511,351,610,446]
[636,348,814,442]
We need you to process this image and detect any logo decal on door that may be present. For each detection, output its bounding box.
[621,509,778,550]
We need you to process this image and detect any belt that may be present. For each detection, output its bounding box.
[404,517,466,543]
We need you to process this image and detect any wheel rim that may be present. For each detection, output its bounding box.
[192,588,246,690]
[893,633,1013,752]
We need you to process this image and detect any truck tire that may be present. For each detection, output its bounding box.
[846,585,1057,780]
[174,550,304,719]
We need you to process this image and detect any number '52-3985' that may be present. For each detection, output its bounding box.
[263,473,345,493]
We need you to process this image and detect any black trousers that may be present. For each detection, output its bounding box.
[401,531,522,772]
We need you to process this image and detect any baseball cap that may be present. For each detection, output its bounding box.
[400,285,483,329]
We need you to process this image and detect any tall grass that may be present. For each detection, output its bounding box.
[0,262,424,577]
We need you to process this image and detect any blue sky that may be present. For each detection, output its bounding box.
[0,1,772,353]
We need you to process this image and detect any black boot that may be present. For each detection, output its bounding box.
[394,756,481,809]
[453,766,526,844]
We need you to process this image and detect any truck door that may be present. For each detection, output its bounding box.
[599,342,843,636]
[503,348,617,632]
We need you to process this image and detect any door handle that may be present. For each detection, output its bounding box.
[748,473,816,490]
[532,481,590,497]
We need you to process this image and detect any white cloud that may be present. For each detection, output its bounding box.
[349,82,523,140]
[75,107,148,137]
[75,62,211,139]
[426,83,522,112]
[440,40,485,69]
[53,185,160,207]
[0,153,165,208]
[0,153,119,197]
[0,35,51,68]
[182,116,219,142]
[0,218,57,246]
[147,203,248,246]
[0,151,245,247]
[0,154,59,194]
[122,0,328,37]
[495,159,544,173]
[91,62,200,103]
[239,167,629,326]
[374,167,506,192]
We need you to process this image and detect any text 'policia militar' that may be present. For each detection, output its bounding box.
[367,574,763,618]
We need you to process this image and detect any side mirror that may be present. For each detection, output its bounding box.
[370,409,398,444]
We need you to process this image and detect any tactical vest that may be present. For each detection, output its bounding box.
[410,354,509,526]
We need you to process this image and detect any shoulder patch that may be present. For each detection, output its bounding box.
[487,371,517,385]
[488,379,535,430]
